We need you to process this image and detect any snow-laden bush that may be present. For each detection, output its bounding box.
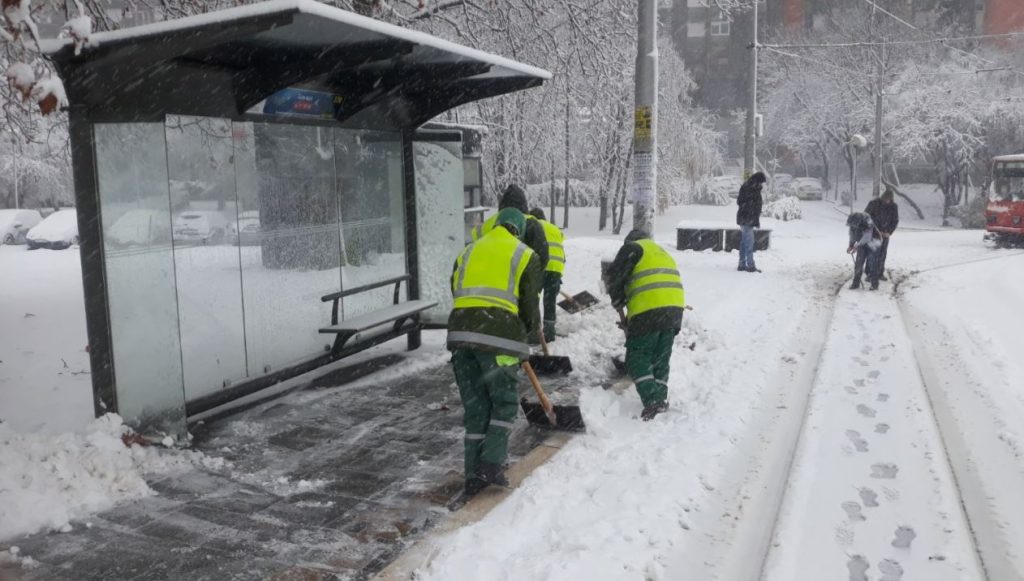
[689,178,732,206]
[950,194,987,229]
[524,179,604,208]
[762,196,802,221]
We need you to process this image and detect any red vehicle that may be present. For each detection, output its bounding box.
[985,154,1024,247]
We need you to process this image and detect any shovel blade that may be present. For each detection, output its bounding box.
[529,354,573,375]
[557,291,600,314]
[520,398,586,432]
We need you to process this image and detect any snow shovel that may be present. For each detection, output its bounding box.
[528,331,573,376]
[557,290,600,314]
[520,361,585,431]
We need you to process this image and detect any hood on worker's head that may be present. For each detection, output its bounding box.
[495,207,527,239]
[748,172,767,185]
[625,228,649,243]
[846,211,868,228]
[529,207,546,221]
[882,189,895,202]
[499,184,528,212]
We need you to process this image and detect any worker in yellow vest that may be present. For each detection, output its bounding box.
[448,207,543,496]
[529,208,565,342]
[605,229,686,421]
[471,184,549,272]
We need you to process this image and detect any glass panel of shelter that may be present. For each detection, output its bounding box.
[164,116,248,401]
[414,139,465,325]
[235,121,341,376]
[336,130,408,320]
[93,123,186,435]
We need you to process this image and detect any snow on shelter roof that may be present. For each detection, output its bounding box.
[44,0,551,127]
[993,154,1024,162]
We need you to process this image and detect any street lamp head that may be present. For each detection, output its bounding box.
[850,134,868,149]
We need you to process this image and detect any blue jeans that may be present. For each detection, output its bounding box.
[739,225,756,269]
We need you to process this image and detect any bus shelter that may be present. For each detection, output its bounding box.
[46,0,549,436]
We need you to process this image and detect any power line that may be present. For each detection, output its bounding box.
[761,46,875,78]
[761,31,1024,50]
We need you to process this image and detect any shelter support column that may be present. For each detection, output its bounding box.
[69,107,117,418]
[402,129,421,350]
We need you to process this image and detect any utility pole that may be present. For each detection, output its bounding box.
[632,0,658,236]
[872,11,884,198]
[743,0,759,179]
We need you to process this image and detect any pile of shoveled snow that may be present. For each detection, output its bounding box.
[0,413,224,541]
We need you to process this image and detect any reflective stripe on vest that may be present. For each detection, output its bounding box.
[538,219,566,275]
[625,239,685,319]
[452,227,534,315]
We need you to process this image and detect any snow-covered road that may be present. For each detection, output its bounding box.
[764,290,983,581]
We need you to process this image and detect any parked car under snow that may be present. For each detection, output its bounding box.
[173,211,230,244]
[791,177,824,201]
[26,208,79,249]
[107,209,172,248]
[0,209,43,245]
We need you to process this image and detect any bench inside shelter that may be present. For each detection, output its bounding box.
[320,274,437,356]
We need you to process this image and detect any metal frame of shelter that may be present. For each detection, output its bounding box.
[45,0,549,430]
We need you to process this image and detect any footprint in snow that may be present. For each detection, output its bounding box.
[859,487,879,508]
[875,423,890,434]
[835,526,855,546]
[847,555,870,581]
[881,356,890,362]
[845,386,859,395]
[854,379,866,387]
[861,345,872,356]
[868,370,881,379]
[879,558,904,581]
[871,463,899,479]
[857,404,877,418]
[883,486,901,501]
[877,393,890,403]
[845,430,869,452]
[841,501,867,522]
[892,526,916,549]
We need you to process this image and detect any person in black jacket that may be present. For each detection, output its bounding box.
[846,211,882,290]
[736,172,766,272]
[864,189,899,281]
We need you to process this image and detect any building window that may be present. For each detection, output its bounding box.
[688,21,706,37]
[711,9,730,36]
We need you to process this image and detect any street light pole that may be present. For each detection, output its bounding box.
[743,0,759,178]
[632,0,658,236]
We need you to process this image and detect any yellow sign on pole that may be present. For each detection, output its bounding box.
[634,106,653,152]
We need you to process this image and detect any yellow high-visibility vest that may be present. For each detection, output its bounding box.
[452,226,535,314]
[470,212,537,241]
[537,219,565,275]
[625,239,685,319]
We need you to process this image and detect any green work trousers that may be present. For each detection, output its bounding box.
[542,272,562,341]
[625,330,677,407]
[451,349,520,480]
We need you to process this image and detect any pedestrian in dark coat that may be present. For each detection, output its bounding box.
[736,172,766,272]
[864,189,899,280]
[846,211,882,290]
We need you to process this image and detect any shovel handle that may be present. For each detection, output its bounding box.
[522,361,557,426]
[560,290,578,304]
[538,325,551,357]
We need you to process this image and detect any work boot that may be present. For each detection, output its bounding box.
[464,477,488,497]
[870,282,879,291]
[747,266,762,273]
[641,401,669,421]
[879,274,888,281]
[737,265,746,272]
[476,462,509,488]
[850,280,861,290]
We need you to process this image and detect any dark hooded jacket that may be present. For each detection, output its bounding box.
[499,185,549,269]
[736,173,765,228]
[605,229,684,337]
[864,197,899,234]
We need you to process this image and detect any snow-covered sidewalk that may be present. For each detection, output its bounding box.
[764,290,982,581]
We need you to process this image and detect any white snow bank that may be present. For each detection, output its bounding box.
[0,413,223,542]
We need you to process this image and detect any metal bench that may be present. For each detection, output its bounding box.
[319,274,437,356]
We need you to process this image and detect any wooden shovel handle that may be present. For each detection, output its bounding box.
[560,290,578,303]
[522,361,557,426]
[538,325,551,357]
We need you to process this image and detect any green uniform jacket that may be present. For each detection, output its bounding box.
[447,249,544,357]
[606,240,684,337]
